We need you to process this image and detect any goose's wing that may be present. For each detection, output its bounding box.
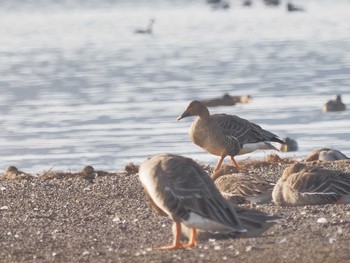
[158,155,244,232]
[212,114,283,146]
[288,167,350,202]
[215,174,274,204]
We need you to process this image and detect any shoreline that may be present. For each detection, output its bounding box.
[1,157,350,262]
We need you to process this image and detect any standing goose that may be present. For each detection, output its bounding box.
[139,153,281,249]
[272,162,350,206]
[177,100,284,172]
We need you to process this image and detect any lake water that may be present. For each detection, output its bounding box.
[0,0,349,173]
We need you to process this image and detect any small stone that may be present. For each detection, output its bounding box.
[223,256,228,260]
[82,251,89,256]
[214,245,221,250]
[0,186,6,191]
[337,227,343,234]
[329,237,336,244]
[0,206,9,210]
[112,216,120,222]
[317,217,328,224]
[52,252,57,257]
[279,237,287,244]
[246,246,253,252]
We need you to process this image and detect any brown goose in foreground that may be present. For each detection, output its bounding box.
[272,162,350,206]
[177,100,284,172]
[139,153,281,249]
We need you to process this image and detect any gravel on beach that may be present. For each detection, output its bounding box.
[1,157,350,263]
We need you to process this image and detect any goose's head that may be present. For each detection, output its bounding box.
[177,100,209,120]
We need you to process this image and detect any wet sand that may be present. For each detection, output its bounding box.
[1,157,350,263]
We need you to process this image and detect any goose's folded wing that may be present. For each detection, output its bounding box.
[289,171,350,202]
[161,161,244,232]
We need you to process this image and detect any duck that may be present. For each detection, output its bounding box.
[272,162,350,206]
[323,95,346,112]
[177,100,285,172]
[139,153,281,249]
[212,167,275,205]
[305,148,349,162]
[134,19,154,34]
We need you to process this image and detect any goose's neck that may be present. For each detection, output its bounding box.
[198,107,210,121]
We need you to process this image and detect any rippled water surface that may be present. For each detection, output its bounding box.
[0,0,349,173]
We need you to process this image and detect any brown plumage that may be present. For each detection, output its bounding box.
[305,148,349,162]
[272,162,350,206]
[139,153,281,249]
[213,171,275,205]
[2,166,32,180]
[177,100,284,171]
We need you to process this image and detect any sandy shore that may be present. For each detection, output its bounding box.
[1,157,350,263]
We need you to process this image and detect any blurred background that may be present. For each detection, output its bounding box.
[0,0,349,173]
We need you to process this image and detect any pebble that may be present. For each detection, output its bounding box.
[214,245,221,250]
[0,206,9,210]
[328,237,337,244]
[278,237,287,244]
[317,217,328,224]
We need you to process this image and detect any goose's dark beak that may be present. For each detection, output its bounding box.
[177,110,190,121]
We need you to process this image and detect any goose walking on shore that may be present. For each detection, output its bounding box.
[177,100,284,172]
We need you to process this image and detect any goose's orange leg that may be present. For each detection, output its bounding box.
[158,223,197,250]
[230,156,241,170]
[183,228,197,248]
[214,156,225,172]
[158,222,182,250]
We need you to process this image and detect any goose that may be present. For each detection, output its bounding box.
[212,167,275,204]
[305,148,349,162]
[177,100,285,172]
[139,153,281,249]
[272,162,350,206]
